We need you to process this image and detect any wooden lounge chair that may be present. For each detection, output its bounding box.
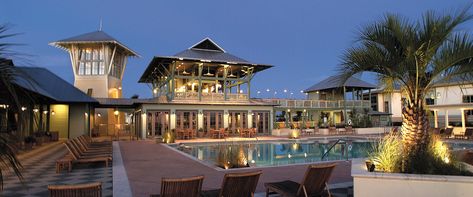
[201,171,262,197]
[65,142,111,167]
[78,135,111,147]
[72,138,111,154]
[49,182,102,197]
[67,140,111,157]
[265,163,337,197]
[442,128,453,139]
[150,175,204,197]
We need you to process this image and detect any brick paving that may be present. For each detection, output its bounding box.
[120,140,352,197]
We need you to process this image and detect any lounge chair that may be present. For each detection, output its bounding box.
[150,175,204,197]
[201,171,262,197]
[442,128,453,138]
[64,142,111,167]
[49,182,102,197]
[72,138,111,154]
[67,140,111,157]
[265,163,337,197]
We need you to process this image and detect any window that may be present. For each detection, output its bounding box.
[384,101,390,113]
[77,48,104,75]
[425,98,435,105]
[463,95,473,103]
[110,54,124,78]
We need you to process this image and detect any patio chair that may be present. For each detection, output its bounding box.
[201,171,262,197]
[72,138,111,155]
[265,163,337,197]
[67,140,111,157]
[150,175,204,197]
[49,182,102,197]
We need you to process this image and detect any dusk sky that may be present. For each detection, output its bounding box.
[1,0,471,99]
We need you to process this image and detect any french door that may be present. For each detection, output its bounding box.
[146,111,169,138]
[253,111,270,134]
[228,111,247,133]
[203,111,223,135]
[176,111,197,130]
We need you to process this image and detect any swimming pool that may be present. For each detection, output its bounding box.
[173,138,375,168]
[172,138,473,168]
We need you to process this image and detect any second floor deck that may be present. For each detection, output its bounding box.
[174,92,249,102]
[265,99,371,109]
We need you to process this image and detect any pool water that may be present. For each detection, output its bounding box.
[174,139,375,168]
[173,138,473,168]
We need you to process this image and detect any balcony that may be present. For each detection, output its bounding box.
[265,99,371,109]
[174,92,248,102]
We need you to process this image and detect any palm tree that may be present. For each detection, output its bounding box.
[0,24,23,191]
[340,7,473,172]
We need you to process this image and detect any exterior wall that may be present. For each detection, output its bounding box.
[68,103,91,139]
[375,91,402,122]
[49,104,69,138]
[74,76,109,98]
[435,84,473,105]
[139,103,274,139]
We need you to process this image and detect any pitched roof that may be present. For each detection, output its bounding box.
[304,75,376,92]
[50,30,139,57]
[13,67,96,103]
[139,37,272,83]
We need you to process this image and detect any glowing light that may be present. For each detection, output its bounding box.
[304,153,308,158]
[97,113,102,117]
[118,86,122,90]
[51,110,55,116]
[43,110,48,114]
[114,110,119,116]
[288,154,292,158]
[266,89,270,92]
[283,89,287,93]
[251,160,255,164]
[33,109,39,113]
[21,107,27,111]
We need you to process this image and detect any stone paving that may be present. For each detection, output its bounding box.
[1,141,112,197]
[120,140,353,197]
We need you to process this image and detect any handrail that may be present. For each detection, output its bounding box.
[321,139,345,160]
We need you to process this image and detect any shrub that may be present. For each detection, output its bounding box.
[369,133,402,173]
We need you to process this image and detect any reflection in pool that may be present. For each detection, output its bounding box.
[174,139,375,167]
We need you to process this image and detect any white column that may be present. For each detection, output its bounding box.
[223,110,229,129]
[434,110,438,128]
[248,110,253,129]
[141,112,147,139]
[461,109,466,130]
[170,109,176,130]
[197,109,203,130]
[445,110,449,128]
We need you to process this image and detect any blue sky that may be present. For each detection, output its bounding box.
[1,0,471,99]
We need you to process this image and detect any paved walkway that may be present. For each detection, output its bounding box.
[120,141,353,197]
[1,141,112,197]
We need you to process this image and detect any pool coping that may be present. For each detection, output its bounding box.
[112,141,133,197]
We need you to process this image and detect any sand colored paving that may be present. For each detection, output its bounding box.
[119,140,352,197]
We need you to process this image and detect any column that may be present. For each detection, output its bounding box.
[170,109,176,130]
[248,110,253,129]
[461,109,466,130]
[223,110,229,129]
[141,112,147,139]
[434,110,438,128]
[198,109,203,130]
[445,110,449,128]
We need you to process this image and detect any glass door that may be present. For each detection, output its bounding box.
[253,111,270,134]
[228,111,247,133]
[176,111,197,130]
[203,111,223,136]
[146,110,169,138]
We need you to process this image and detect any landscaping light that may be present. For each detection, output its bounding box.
[304,153,308,158]
[288,154,292,159]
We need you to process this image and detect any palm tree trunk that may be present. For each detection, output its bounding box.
[400,103,430,172]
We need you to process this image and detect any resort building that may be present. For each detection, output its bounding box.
[370,77,473,133]
[0,60,96,139]
[137,38,275,139]
[267,75,376,129]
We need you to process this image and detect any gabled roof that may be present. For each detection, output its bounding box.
[13,67,96,103]
[189,38,226,52]
[304,75,376,92]
[49,30,139,57]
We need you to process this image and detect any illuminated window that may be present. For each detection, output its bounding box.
[78,48,104,75]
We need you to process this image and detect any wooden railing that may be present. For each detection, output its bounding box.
[264,99,371,109]
[174,92,248,101]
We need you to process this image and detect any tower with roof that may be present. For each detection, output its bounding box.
[50,30,139,136]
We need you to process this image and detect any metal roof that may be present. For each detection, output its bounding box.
[13,67,96,103]
[49,30,140,57]
[304,75,376,92]
[139,38,272,83]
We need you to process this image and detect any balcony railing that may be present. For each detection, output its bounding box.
[174,92,248,102]
[264,99,371,109]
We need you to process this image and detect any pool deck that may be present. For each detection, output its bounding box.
[119,140,353,197]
